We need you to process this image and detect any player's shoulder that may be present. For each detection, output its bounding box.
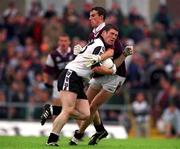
[94,38,104,46]
[114,37,124,50]
[50,49,59,56]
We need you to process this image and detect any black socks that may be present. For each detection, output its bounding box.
[52,106,62,115]
[94,121,106,132]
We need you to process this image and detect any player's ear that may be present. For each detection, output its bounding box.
[101,30,106,38]
[99,15,104,21]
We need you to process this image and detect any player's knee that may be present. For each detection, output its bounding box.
[81,110,90,120]
[63,107,74,115]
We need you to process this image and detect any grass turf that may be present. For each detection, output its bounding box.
[0,136,179,149]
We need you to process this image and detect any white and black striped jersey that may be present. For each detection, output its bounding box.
[65,38,105,79]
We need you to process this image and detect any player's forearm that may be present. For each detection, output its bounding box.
[92,66,113,75]
[100,48,114,61]
[114,45,135,67]
[114,54,126,67]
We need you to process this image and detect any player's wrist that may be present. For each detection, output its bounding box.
[122,51,128,57]
[97,55,101,62]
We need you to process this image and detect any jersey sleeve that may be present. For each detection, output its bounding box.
[46,54,55,67]
[43,54,55,75]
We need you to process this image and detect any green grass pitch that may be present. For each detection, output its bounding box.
[0,136,180,149]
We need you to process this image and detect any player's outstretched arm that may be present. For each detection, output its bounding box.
[114,46,134,67]
[100,48,114,61]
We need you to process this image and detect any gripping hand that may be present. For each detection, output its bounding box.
[123,46,134,57]
[83,54,101,67]
[73,44,83,55]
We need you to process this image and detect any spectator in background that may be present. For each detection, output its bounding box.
[132,92,150,137]
[108,2,124,26]
[148,52,169,91]
[62,3,87,40]
[170,20,180,47]
[126,53,146,100]
[129,17,146,44]
[9,80,29,119]
[31,16,43,45]
[4,15,17,40]
[82,2,92,19]
[150,23,167,48]
[44,4,57,20]
[3,1,18,18]
[128,7,142,25]
[153,77,179,126]
[120,17,133,38]
[15,13,32,45]
[43,14,63,49]
[27,0,43,20]
[161,102,180,138]
[0,28,7,59]
[154,5,171,30]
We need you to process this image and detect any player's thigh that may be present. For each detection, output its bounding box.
[59,90,77,110]
[103,75,125,93]
[75,99,90,116]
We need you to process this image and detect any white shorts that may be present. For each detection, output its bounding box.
[89,75,126,93]
[52,80,60,99]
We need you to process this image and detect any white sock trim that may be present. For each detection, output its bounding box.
[51,131,59,136]
[71,136,79,144]
[50,105,53,115]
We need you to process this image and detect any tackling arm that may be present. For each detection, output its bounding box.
[100,48,114,61]
[114,46,134,67]
[92,64,116,75]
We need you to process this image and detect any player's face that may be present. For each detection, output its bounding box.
[89,10,102,28]
[102,29,118,45]
[58,36,70,50]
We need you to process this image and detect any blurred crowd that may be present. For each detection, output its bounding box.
[0,1,180,137]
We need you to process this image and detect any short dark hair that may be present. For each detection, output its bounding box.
[91,7,106,20]
[60,33,69,38]
[101,24,119,33]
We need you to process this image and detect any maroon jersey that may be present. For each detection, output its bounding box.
[44,47,74,80]
[88,27,127,77]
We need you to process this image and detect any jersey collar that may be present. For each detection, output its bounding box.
[92,22,106,37]
[57,47,71,57]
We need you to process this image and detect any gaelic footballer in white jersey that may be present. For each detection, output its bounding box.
[65,38,105,79]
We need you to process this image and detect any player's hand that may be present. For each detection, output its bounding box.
[83,54,101,67]
[123,46,134,57]
[73,44,82,55]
